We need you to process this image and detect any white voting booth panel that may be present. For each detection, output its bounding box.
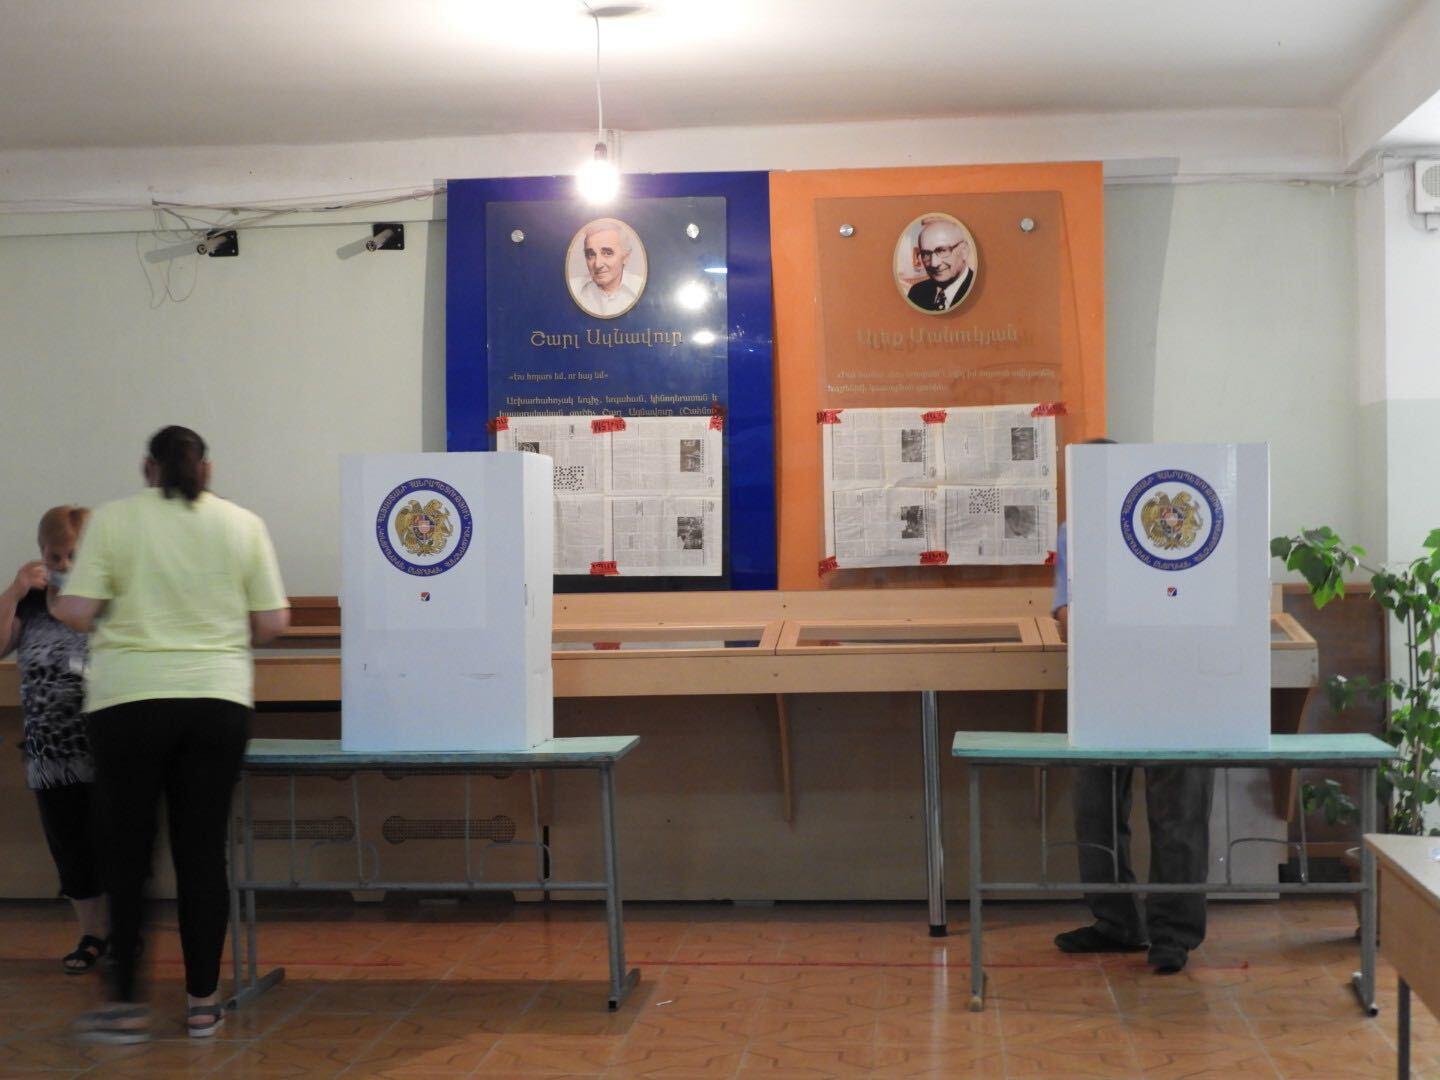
[1067,443,1270,749]
[340,452,553,752]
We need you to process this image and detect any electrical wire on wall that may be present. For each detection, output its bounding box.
[122,186,441,305]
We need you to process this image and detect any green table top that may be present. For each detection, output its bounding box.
[243,736,640,770]
[952,731,1397,768]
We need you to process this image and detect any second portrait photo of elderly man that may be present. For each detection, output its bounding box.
[894,213,979,314]
[567,217,648,319]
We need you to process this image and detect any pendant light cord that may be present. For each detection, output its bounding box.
[583,2,604,144]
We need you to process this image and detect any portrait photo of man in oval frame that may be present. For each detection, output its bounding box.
[566,217,648,320]
[894,213,979,315]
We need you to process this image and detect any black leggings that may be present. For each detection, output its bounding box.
[34,782,103,901]
[86,699,250,1001]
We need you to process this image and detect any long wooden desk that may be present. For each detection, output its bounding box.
[1367,834,1440,1077]
[0,589,1318,921]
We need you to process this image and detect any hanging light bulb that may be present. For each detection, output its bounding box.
[577,140,620,203]
[576,4,622,203]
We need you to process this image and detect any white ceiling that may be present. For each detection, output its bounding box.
[0,0,1423,152]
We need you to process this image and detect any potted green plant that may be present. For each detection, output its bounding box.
[1270,527,1440,836]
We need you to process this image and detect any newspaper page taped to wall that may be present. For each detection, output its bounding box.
[821,404,1055,568]
[500,416,723,576]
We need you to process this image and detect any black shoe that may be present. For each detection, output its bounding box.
[1054,926,1148,954]
[1148,944,1188,974]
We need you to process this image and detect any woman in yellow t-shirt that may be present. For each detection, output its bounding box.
[57,426,290,1043]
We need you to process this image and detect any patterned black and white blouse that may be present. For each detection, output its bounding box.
[15,589,93,790]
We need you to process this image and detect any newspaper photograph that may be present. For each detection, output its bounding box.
[610,418,722,492]
[940,484,1056,565]
[823,409,939,489]
[827,487,939,565]
[610,496,722,576]
[553,495,610,575]
[937,405,1056,485]
[499,417,609,494]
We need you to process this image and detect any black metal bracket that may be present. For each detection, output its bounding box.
[366,223,405,251]
[198,230,238,257]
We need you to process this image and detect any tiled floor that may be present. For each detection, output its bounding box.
[0,897,1428,1077]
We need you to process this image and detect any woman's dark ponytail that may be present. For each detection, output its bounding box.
[147,425,208,502]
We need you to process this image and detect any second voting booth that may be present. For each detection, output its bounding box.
[340,451,554,752]
[1066,443,1271,749]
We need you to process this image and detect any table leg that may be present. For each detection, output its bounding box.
[968,764,985,1012]
[921,689,946,937]
[228,787,242,1004]
[226,772,285,1010]
[599,764,641,1010]
[1351,765,1379,1016]
[1399,977,1410,1079]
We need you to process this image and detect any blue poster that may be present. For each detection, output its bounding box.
[487,197,727,418]
[446,173,775,590]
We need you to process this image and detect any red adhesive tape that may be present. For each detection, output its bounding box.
[919,550,949,566]
[487,415,509,433]
[818,555,839,576]
[1031,402,1068,417]
[921,410,948,424]
[589,560,619,576]
[817,409,843,425]
[1044,550,1057,566]
[591,417,627,434]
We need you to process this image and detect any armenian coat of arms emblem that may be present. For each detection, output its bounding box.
[394,498,454,557]
[1119,469,1223,571]
[375,478,473,576]
[1139,491,1203,551]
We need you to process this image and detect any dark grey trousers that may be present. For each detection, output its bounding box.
[1073,765,1215,950]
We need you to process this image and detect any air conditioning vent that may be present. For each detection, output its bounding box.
[1416,160,1440,213]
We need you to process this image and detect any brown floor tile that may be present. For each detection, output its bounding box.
[605,1035,746,1078]
[221,1036,374,1076]
[869,1043,1007,1078]
[345,1031,500,1076]
[481,1032,623,1073]
[737,1039,891,1078]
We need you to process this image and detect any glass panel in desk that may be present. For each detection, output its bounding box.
[552,624,772,654]
[783,618,1037,651]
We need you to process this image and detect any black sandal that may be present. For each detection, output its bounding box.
[62,935,108,974]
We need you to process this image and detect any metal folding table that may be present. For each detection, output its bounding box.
[953,731,1397,1013]
[227,735,641,1011]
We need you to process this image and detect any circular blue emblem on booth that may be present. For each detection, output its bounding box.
[375,478,473,576]
[1118,469,1223,571]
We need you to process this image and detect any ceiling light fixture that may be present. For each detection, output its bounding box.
[576,3,635,204]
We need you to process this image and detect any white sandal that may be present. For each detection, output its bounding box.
[187,1002,226,1038]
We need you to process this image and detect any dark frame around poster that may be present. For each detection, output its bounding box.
[445,171,776,591]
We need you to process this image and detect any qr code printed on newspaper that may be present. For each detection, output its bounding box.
[554,465,587,492]
[968,488,1000,515]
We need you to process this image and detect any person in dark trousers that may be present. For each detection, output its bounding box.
[56,426,289,1041]
[1052,440,1214,974]
[0,505,108,973]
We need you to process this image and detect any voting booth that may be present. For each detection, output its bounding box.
[340,452,554,752]
[1066,443,1270,749]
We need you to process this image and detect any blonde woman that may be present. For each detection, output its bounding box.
[0,506,107,973]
